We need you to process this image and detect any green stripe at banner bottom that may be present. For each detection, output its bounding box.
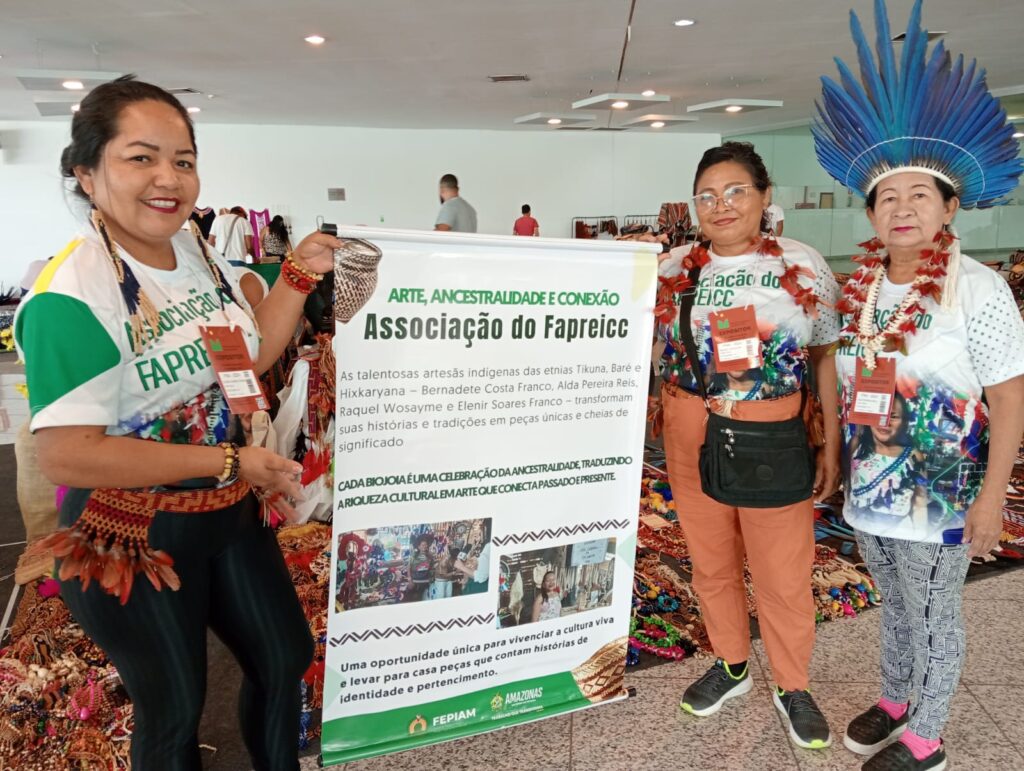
[321,670,622,765]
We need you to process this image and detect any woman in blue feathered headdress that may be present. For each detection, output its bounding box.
[814,1,1024,769]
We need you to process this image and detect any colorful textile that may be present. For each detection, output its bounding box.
[657,238,839,401]
[857,532,970,740]
[14,230,258,445]
[837,256,1024,543]
[40,481,251,604]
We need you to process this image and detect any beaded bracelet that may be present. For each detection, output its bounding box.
[286,252,323,281]
[217,442,241,485]
[281,256,321,295]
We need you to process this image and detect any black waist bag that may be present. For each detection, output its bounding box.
[676,259,814,509]
[698,410,814,508]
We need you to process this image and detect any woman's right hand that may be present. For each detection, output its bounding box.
[238,446,304,518]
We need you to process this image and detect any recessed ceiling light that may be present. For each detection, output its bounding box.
[650,121,666,128]
[641,89,656,97]
[187,106,201,114]
[547,118,562,125]
[611,100,629,109]
[725,105,744,113]
[673,19,696,27]
[1014,131,1024,139]
[62,80,84,90]
[304,34,326,45]
[70,104,80,113]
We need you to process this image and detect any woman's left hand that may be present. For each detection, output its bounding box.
[813,445,841,503]
[291,231,344,275]
[963,496,1004,558]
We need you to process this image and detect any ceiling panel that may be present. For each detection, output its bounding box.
[0,0,1020,133]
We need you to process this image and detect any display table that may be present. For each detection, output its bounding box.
[251,262,281,287]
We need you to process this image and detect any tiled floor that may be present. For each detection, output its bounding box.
[299,569,1024,770]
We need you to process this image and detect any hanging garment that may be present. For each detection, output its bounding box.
[249,209,271,262]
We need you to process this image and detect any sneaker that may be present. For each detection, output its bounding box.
[862,740,946,770]
[844,705,909,756]
[773,687,833,749]
[678,659,753,717]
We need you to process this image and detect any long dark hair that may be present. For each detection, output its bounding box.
[60,75,196,202]
[268,214,289,243]
[537,571,557,603]
[854,392,911,459]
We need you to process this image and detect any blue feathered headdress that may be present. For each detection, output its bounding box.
[812,0,1022,208]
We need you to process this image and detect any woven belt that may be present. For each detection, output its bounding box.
[35,481,251,605]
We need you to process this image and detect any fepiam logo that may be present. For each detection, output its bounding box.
[408,715,427,734]
[431,708,477,728]
[490,693,504,712]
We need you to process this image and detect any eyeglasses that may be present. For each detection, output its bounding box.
[691,184,757,214]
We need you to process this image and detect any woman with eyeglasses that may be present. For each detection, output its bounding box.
[653,141,841,750]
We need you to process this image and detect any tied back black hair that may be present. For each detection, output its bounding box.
[693,141,772,194]
[60,74,196,202]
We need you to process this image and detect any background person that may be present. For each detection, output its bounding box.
[513,204,539,236]
[531,570,563,622]
[259,214,291,263]
[209,205,253,264]
[434,173,477,233]
[765,200,785,237]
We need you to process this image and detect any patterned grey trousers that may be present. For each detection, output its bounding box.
[856,532,971,740]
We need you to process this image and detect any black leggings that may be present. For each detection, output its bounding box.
[59,489,314,771]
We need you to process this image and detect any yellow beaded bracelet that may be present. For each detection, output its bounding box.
[285,252,323,281]
[217,442,241,485]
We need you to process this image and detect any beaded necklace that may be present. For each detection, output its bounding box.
[655,233,824,326]
[836,230,953,369]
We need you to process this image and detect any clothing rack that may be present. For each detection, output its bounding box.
[571,216,618,239]
[622,214,659,229]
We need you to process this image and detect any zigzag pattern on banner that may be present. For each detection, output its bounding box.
[329,614,495,646]
[492,520,630,546]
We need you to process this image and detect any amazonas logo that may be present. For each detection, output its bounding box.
[492,687,544,711]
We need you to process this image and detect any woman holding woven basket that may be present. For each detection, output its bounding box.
[13,76,379,770]
[814,2,1024,769]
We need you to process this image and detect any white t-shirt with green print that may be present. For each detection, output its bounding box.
[14,229,258,446]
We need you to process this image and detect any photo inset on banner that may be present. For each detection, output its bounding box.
[335,518,492,612]
[497,538,616,628]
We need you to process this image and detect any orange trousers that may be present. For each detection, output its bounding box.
[661,385,816,691]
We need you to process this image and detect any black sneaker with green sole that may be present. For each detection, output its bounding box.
[679,659,752,717]
[773,687,833,749]
[844,704,909,756]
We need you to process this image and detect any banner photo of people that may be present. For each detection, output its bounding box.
[323,228,658,765]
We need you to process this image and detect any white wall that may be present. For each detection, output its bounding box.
[0,121,720,287]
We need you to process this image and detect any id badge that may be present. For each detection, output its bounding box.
[848,356,897,427]
[709,305,763,370]
[199,325,269,414]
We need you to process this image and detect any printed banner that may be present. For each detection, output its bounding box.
[323,228,658,765]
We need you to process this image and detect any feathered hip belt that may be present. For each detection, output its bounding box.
[35,481,251,605]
